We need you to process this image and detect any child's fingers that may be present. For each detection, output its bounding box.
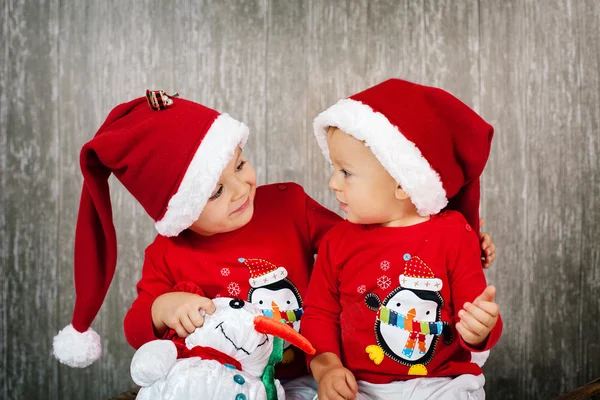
[194,296,216,315]
[332,380,355,400]
[171,321,189,338]
[474,286,496,303]
[188,308,206,328]
[458,309,488,337]
[471,300,500,319]
[486,242,496,256]
[480,218,485,228]
[325,387,346,400]
[345,370,359,394]
[480,233,492,249]
[456,322,479,344]
[463,302,497,328]
[180,315,197,334]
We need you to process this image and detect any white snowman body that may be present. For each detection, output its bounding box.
[130,298,286,400]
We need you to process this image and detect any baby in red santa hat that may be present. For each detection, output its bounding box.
[301,79,503,400]
[52,89,497,399]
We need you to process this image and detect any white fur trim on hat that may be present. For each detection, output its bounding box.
[313,98,448,216]
[399,274,443,292]
[249,267,288,288]
[155,113,249,236]
[53,324,102,368]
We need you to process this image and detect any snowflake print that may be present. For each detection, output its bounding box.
[357,285,366,294]
[377,275,392,290]
[380,260,390,271]
[227,282,241,297]
[221,268,230,277]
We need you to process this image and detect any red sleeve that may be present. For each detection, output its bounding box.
[449,222,503,352]
[304,193,342,254]
[124,238,176,349]
[300,231,342,367]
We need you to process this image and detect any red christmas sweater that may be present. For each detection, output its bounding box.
[124,182,342,379]
[302,211,502,384]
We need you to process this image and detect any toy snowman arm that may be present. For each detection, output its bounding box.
[130,340,178,387]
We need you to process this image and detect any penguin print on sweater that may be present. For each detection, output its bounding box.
[240,257,304,364]
[365,254,452,376]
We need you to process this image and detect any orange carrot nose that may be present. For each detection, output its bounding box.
[254,315,315,355]
[271,301,281,320]
[407,308,417,319]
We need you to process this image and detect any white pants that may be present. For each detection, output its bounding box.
[284,351,489,400]
[284,374,484,400]
[283,375,319,400]
[354,374,485,400]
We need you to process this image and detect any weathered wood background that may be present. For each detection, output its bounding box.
[1,1,598,399]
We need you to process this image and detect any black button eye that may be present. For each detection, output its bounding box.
[396,303,401,307]
[259,300,263,305]
[426,311,430,315]
[229,299,245,309]
[286,300,291,305]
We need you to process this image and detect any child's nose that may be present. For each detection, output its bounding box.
[328,175,339,191]
[232,177,250,201]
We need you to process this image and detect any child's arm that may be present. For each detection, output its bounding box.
[123,241,215,348]
[310,353,358,400]
[301,232,358,399]
[449,220,503,351]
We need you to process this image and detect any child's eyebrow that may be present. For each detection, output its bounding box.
[332,154,354,169]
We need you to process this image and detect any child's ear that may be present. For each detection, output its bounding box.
[395,185,410,201]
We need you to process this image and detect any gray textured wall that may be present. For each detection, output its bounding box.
[1,1,599,399]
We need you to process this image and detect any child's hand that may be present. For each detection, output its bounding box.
[479,218,496,269]
[151,292,216,338]
[456,286,499,348]
[317,366,358,400]
[311,352,358,400]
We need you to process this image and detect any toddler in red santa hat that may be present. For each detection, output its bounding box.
[52,88,497,399]
[51,90,341,386]
[302,79,503,400]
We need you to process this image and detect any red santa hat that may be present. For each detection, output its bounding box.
[399,254,443,292]
[313,79,493,237]
[53,91,249,368]
[238,258,288,288]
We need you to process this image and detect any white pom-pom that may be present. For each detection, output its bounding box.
[131,340,177,387]
[53,324,102,368]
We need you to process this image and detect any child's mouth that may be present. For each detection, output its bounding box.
[339,201,348,212]
[231,197,250,215]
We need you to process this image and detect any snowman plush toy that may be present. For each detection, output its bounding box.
[130,297,315,400]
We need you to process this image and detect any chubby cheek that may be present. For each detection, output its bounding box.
[243,163,258,187]
[348,189,392,224]
[193,203,231,233]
